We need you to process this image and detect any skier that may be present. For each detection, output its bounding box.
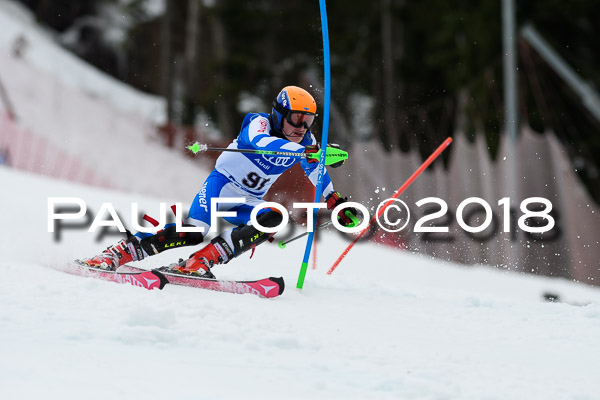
[81,86,357,278]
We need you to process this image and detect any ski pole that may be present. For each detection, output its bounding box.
[278,221,333,249]
[327,136,453,275]
[186,142,348,166]
[278,211,360,249]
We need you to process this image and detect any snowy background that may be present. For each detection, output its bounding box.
[1,1,600,399]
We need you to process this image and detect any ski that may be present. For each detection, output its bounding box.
[69,260,284,298]
[120,264,285,298]
[68,261,168,291]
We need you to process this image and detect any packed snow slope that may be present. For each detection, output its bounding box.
[0,0,213,199]
[1,166,600,400]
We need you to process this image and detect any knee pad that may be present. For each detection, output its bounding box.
[139,224,204,255]
[256,209,283,228]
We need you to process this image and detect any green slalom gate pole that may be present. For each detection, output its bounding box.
[187,142,348,167]
[296,0,332,290]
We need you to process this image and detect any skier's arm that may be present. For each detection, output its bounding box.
[301,140,351,197]
[300,149,335,198]
[303,162,333,194]
[244,116,305,153]
[302,141,357,226]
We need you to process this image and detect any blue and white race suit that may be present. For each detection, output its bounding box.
[186,112,335,232]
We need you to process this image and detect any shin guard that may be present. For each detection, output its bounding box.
[229,210,283,257]
[139,224,204,256]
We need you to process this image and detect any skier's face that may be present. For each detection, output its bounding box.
[282,119,306,143]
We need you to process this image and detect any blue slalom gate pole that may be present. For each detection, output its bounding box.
[297,0,331,289]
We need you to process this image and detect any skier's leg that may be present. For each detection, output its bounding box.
[79,230,148,270]
[179,208,283,274]
[81,223,206,271]
[226,208,284,256]
[135,223,205,255]
[80,171,226,270]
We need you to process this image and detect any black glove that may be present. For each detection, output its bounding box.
[305,144,319,164]
[326,191,359,227]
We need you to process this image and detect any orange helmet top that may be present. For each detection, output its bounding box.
[280,86,317,113]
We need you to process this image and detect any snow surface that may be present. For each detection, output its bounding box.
[2,166,600,400]
[1,1,600,398]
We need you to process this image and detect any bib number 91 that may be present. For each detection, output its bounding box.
[242,172,270,191]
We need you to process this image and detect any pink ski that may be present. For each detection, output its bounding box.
[159,272,283,298]
[68,262,168,290]
[67,261,284,298]
[121,265,284,298]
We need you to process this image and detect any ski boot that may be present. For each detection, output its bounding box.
[80,235,144,271]
[172,210,282,278]
[173,237,234,278]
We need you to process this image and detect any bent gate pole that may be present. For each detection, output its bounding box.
[327,137,453,275]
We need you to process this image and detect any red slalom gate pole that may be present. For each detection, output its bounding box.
[327,137,453,275]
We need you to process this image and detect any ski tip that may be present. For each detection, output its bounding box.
[269,276,285,295]
[73,259,88,268]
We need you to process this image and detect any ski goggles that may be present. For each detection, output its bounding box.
[284,111,317,129]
